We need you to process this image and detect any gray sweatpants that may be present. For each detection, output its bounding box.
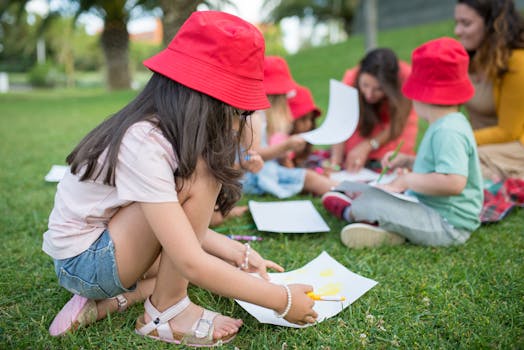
[335,181,471,246]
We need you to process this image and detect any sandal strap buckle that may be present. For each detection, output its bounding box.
[194,318,212,339]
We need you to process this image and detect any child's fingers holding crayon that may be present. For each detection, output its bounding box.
[283,284,318,325]
[381,150,396,169]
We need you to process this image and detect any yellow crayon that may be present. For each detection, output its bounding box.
[307,292,346,301]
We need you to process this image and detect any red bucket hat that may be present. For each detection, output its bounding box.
[402,37,474,105]
[288,84,321,120]
[263,56,297,95]
[143,11,269,111]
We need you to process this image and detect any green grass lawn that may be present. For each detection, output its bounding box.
[1,20,523,349]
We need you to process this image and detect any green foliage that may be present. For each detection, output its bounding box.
[0,5,38,72]
[263,23,288,56]
[264,0,359,35]
[0,19,523,349]
[130,41,162,72]
[27,61,62,87]
[72,32,103,72]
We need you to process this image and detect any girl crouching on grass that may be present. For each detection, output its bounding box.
[43,11,317,346]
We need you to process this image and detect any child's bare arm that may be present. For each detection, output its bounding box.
[249,114,305,161]
[330,142,345,167]
[202,228,284,279]
[381,172,467,195]
[256,134,306,161]
[140,201,317,325]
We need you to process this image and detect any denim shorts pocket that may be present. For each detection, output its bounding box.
[58,265,112,300]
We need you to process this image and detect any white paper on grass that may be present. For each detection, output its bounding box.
[300,79,359,145]
[248,200,330,233]
[235,251,378,327]
[45,165,69,182]
[331,170,419,203]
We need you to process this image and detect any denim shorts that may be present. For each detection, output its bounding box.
[242,160,305,199]
[54,229,136,299]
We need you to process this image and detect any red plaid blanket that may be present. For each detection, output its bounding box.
[480,178,524,223]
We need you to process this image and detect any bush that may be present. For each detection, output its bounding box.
[27,62,61,87]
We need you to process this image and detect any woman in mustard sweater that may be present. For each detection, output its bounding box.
[454,0,524,179]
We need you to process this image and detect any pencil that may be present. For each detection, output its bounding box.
[307,292,346,301]
[376,140,404,183]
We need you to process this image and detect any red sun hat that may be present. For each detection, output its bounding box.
[288,84,321,120]
[143,11,269,111]
[263,56,297,95]
[402,37,474,105]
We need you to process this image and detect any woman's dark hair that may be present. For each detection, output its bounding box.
[356,48,412,140]
[66,73,246,215]
[458,0,524,78]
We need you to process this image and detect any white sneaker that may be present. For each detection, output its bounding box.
[340,223,405,248]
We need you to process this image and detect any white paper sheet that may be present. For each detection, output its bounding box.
[45,165,69,182]
[248,200,330,233]
[330,168,403,185]
[235,251,378,327]
[332,172,420,204]
[300,79,359,145]
[370,186,420,203]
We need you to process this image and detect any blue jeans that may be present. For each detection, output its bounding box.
[336,181,471,246]
[54,229,136,299]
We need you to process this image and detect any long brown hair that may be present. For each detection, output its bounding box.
[356,48,412,141]
[66,73,247,215]
[458,0,524,79]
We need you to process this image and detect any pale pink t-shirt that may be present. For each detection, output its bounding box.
[43,121,179,259]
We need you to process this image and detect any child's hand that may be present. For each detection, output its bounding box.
[345,141,371,172]
[381,151,412,170]
[241,150,263,173]
[243,247,284,280]
[320,160,339,178]
[286,135,306,152]
[284,284,318,326]
[378,175,409,193]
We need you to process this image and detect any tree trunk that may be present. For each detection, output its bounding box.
[100,19,130,90]
[160,0,200,45]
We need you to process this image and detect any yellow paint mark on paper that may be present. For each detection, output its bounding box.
[319,268,334,277]
[317,283,343,296]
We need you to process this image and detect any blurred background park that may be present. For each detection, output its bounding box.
[1,0,521,94]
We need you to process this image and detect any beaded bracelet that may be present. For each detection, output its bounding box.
[274,284,292,318]
[240,243,251,270]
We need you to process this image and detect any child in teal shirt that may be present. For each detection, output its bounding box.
[322,37,483,248]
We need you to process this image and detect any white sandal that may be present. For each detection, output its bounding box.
[135,296,237,346]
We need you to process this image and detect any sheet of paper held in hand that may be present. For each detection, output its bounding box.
[235,251,378,327]
[300,79,359,145]
[248,200,330,233]
[331,172,420,203]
